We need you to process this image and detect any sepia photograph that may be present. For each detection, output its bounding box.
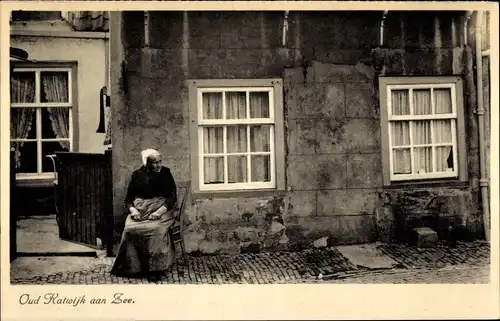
[1,2,498,320]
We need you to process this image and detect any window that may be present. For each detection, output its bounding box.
[189,79,285,193]
[379,76,467,185]
[10,67,74,182]
[11,11,63,22]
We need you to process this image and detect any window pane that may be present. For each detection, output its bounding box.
[11,141,37,173]
[250,125,271,152]
[11,72,36,103]
[203,127,223,154]
[228,155,247,183]
[42,142,69,173]
[434,88,452,114]
[226,92,246,119]
[250,91,270,118]
[413,120,432,145]
[203,157,224,184]
[251,155,271,182]
[436,146,454,172]
[413,89,432,115]
[41,72,69,103]
[433,120,452,143]
[227,125,247,153]
[391,90,410,115]
[391,121,410,146]
[202,92,223,119]
[10,107,36,139]
[42,108,70,139]
[393,148,411,174]
[414,147,433,174]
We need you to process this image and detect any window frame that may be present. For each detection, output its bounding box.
[379,76,467,186]
[10,62,78,187]
[188,78,285,195]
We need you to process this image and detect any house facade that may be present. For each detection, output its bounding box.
[109,11,491,255]
[10,11,110,214]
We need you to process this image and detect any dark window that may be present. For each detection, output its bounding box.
[11,11,62,22]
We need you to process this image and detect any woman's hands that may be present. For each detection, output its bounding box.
[129,207,141,221]
[148,213,162,220]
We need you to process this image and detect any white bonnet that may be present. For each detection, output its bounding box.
[141,149,161,166]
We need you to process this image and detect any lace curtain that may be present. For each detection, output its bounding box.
[202,92,271,184]
[10,75,36,169]
[391,88,453,175]
[43,73,70,150]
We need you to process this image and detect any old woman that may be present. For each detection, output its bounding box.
[111,149,177,282]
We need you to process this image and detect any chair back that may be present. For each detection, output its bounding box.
[171,181,191,242]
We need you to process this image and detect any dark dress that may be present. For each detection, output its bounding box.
[111,166,177,277]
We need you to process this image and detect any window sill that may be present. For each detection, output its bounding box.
[385,179,469,190]
[192,188,286,200]
[16,175,56,188]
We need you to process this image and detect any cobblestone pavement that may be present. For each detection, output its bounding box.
[317,264,490,284]
[378,241,490,268]
[10,242,490,285]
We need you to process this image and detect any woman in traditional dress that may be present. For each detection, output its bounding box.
[111,149,177,282]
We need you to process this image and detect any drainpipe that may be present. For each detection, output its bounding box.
[474,11,490,242]
[144,11,151,47]
[380,10,389,46]
[282,10,289,47]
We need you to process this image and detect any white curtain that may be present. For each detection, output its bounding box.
[250,92,269,118]
[249,92,270,182]
[434,89,453,171]
[10,74,36,169]
[43,73,70,150]
[391,90,409,115]
[202,91,271,184]
[202,92,222,119]
[390,88,454,175]
[391,121,411,174]
[413,90,432,173]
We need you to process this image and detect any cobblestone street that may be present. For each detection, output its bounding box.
[317,264,490,284]
[10,241,490,285]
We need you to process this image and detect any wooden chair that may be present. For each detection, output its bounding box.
[170,181,191,265]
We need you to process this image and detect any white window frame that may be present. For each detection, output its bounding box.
[379,76,467,185]
[189,79,285,194]
[10,67,74,182]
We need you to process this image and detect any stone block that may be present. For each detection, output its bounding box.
[315,117,347,154]
[198,240,220,255]
[346,153,383,188]
[140,49,184,79]
[345,82,378,118]
[313,236,328,248]
[291,83,345,119]
[287,119,316,155]
[286,215,377,247]
[287,190,317,218]
[312,61,374,83]
[317,189,379,216]
[318,118,380,154]
[149,11,183,49]
[375,206,395,243]
[408,227,438,248]
[193,198,239,223]
[234,227,260,242]
[287,154,346,190]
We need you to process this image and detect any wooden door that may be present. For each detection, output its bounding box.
[56,151,112,249]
